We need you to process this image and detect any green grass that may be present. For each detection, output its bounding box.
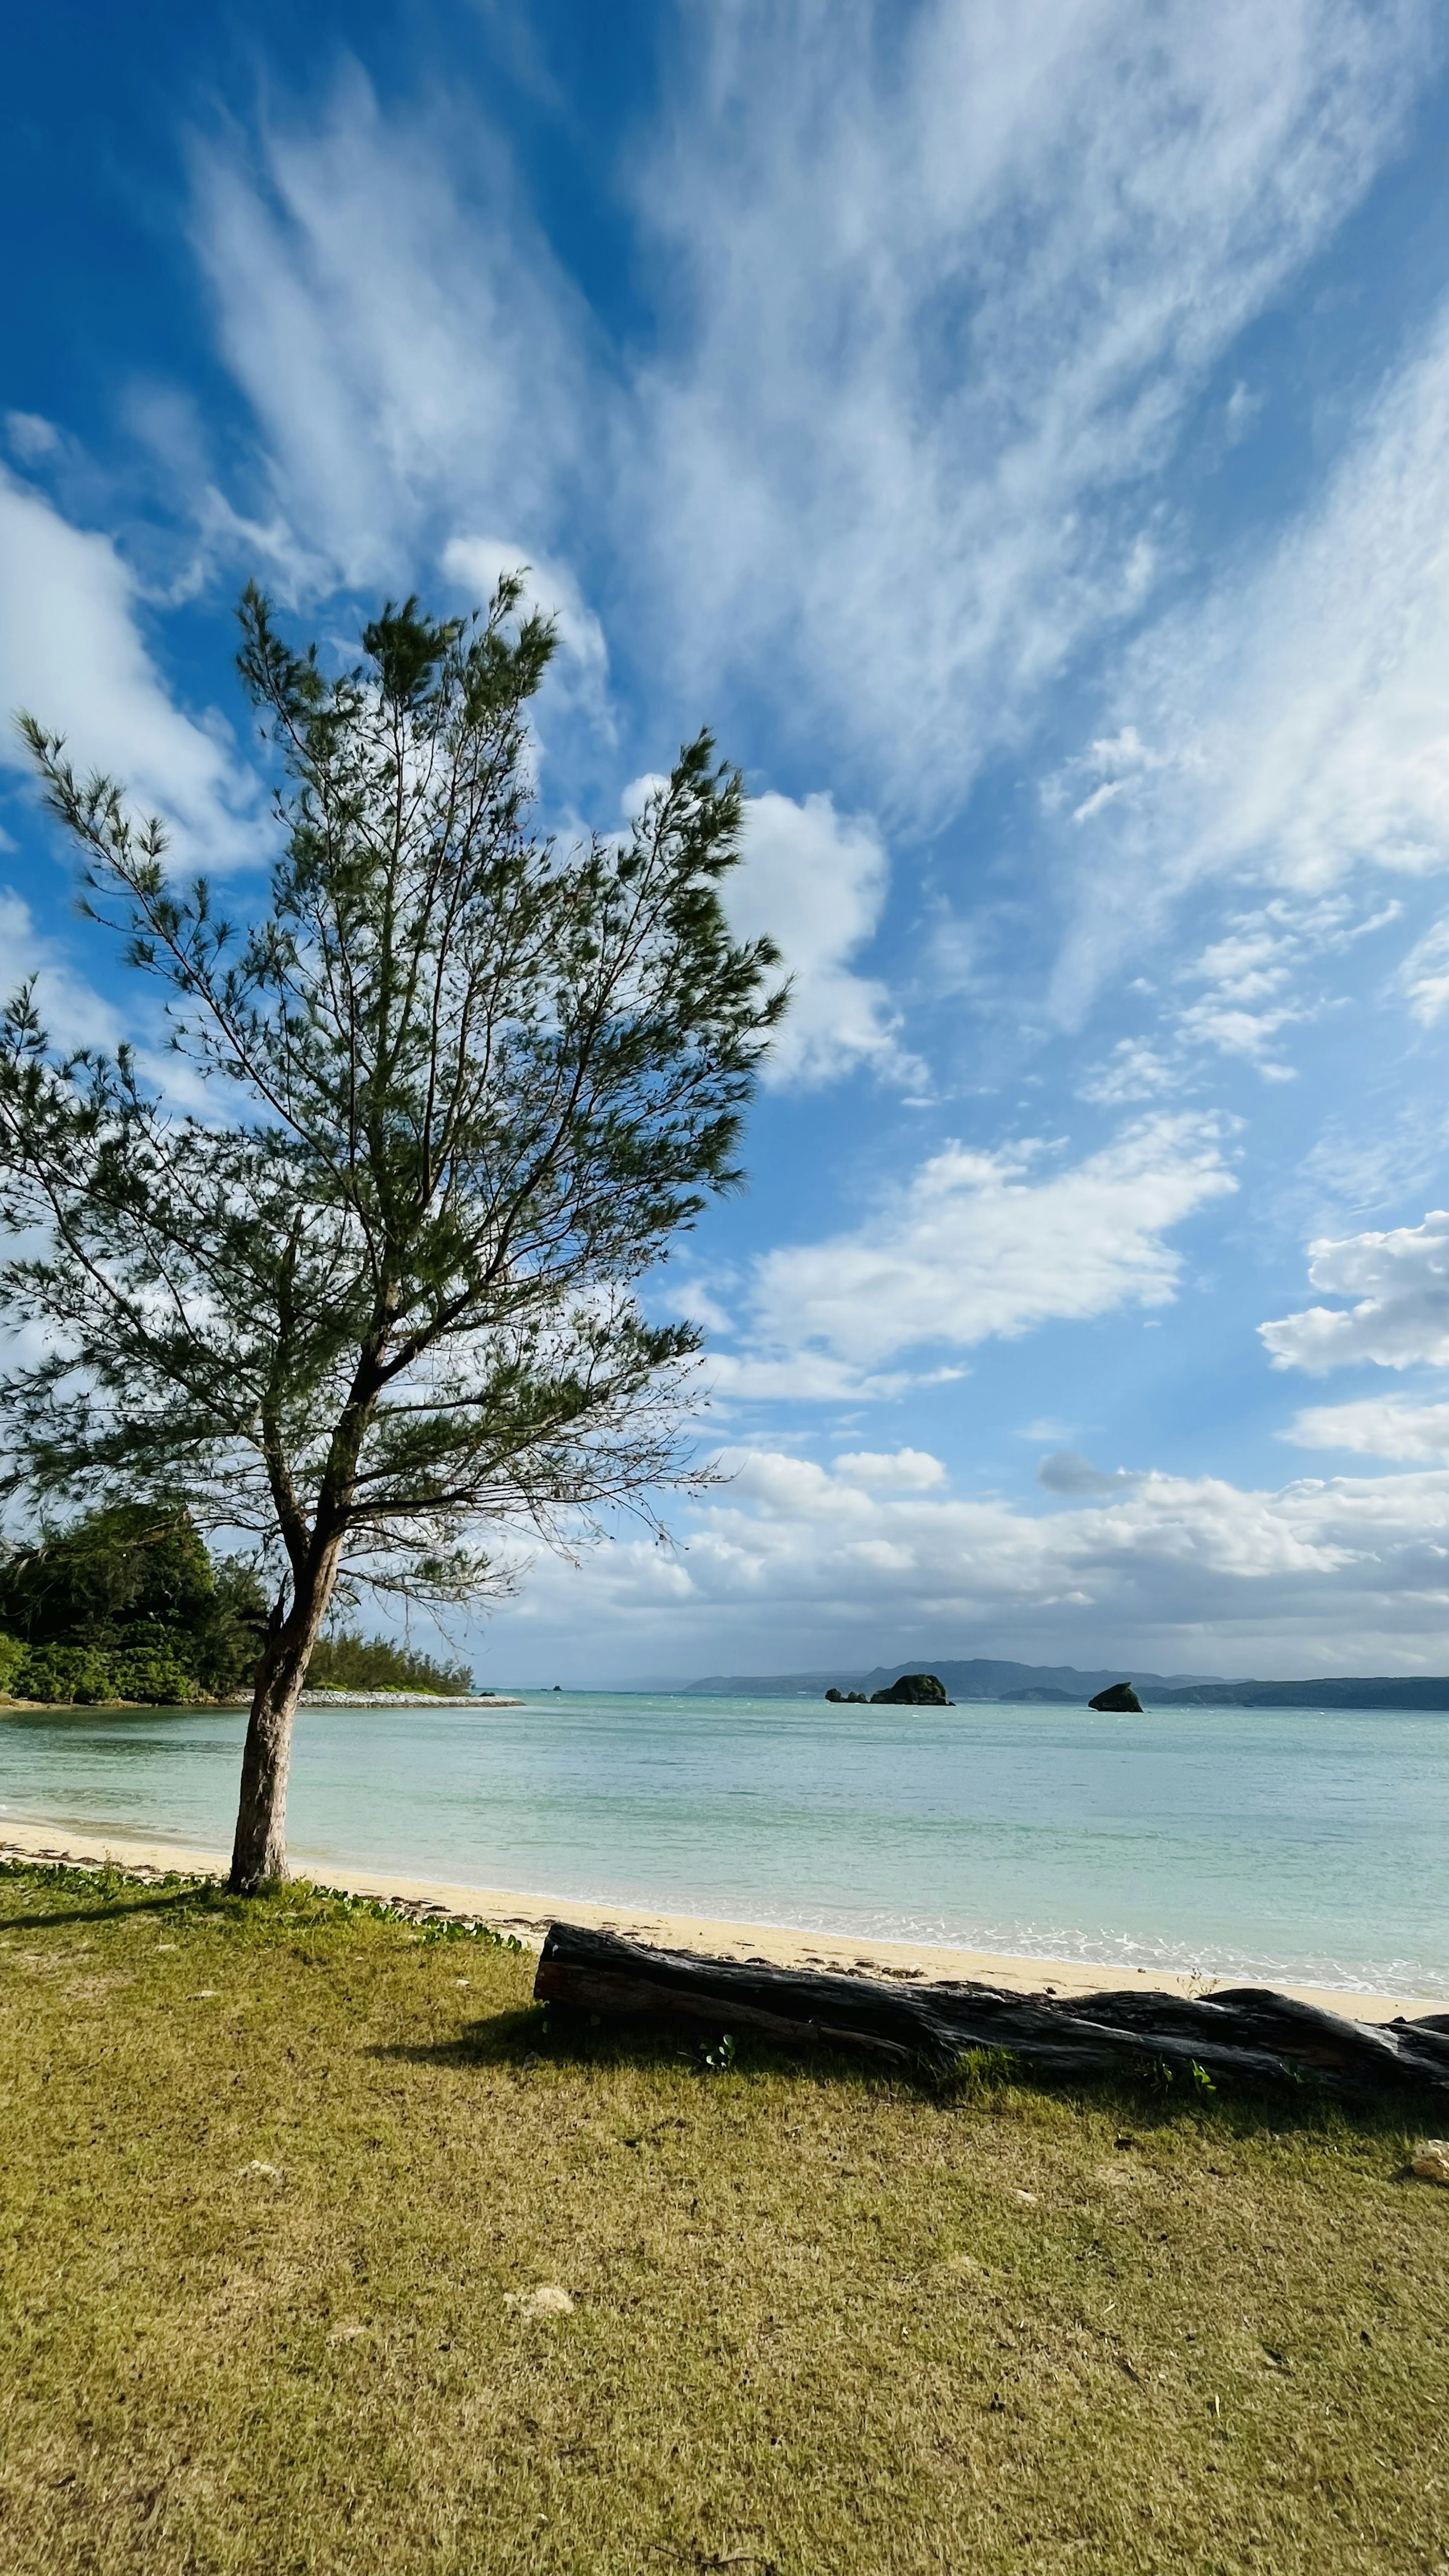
[2,1860,1447,2575]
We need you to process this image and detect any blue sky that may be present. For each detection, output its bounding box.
[3,0,1449,1684]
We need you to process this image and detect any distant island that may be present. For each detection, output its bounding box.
[681,1656,1449,1712]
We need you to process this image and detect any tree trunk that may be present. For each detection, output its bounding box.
[228,1559,339,1893]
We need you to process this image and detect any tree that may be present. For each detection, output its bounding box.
[0,1504,268,1703]
[1,581,783,1886]
[0,1501,218,1645]
[305,1627,474,1697]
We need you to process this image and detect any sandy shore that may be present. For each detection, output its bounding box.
[3,1813,1441,2022]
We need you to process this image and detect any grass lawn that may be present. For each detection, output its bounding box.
[2,1859,1447,2575]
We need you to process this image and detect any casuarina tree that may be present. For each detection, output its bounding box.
[1,581,784,1888]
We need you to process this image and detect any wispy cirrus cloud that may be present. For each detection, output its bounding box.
[629,0,1438,814]
[189,65,591,596]
[1399,913,1449,1025]
[183,5,1440,826]
[1055,287,1449,1013]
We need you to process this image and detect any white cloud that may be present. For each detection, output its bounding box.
[668,1275,736,1339]
[189,66,588,591]
[185,11,1437,826]
[628,0,1435,815]
[0,469,261,869]
[4,412,60,463]
[682,1450,1449,1666]
[726,792,906,1088]
[440,533,608,688]
[1056,289,1449,1007]
[1400,912,1449,1024]
[746,1112,1236,1370]
[1077,1039,1185,1106]
[0,888,122,1056]
[1223,381,1263,446]
[1078,895,1400,1093]
[1260,1211,1449,1373]
[704,1350,927,1405]
[617,782,905,1090]
[0,888,222,1123]
[832,1448,948,1490]
[1063,725,1178,826]
[487,1444,1449,1678]
[1282,1397,1449,1460]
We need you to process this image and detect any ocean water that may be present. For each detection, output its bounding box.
[2,1691,1446,1996]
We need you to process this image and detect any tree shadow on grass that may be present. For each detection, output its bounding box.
[372,2001,1433,2150]
[0,1865,452,1945]
[0,1876,221,1935]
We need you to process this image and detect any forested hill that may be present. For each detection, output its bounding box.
[1142,1677,1449,1710]
[680,1658,1449,1710]
[0,1508,473,1706]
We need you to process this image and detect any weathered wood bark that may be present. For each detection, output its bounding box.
[534,1924,1449,2101]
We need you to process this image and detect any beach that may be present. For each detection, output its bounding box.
[5,1687,1447,2002]
[5,1813,1439,2022]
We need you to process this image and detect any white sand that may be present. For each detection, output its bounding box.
[3,1813,1439,2022]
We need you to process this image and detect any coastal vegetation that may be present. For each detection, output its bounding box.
[0,1507,474,1703]
[304,1628,474,1699]
[2,1855,1446,2574]
[2,585,781,1882]
[0,1505,265,1706]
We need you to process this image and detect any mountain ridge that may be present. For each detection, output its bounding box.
[677,1656,1449,1710]
[680,1656,1218,1697]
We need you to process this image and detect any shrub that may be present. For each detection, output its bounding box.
[306,1629,474,1696]
[8,1639,202,1705]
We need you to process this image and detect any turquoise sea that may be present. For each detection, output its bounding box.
[2,1691,1446,1996]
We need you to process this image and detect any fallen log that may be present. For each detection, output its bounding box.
[533,1923,1449,2101]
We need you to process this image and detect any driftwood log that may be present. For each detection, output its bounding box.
[534,1922,1449,2101]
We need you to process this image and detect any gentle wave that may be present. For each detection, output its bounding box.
[3,1690,1446,1995]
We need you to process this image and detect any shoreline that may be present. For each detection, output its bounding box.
[2,1813,1440,2023]
[0,1692,524,1713]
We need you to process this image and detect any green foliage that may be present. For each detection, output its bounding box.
[0,1856,523,1949]
[0,1854,207,1899]
[6,1637,200,1705]
[0,1504,268,1701]
[306,1626,473,1696]
[2,583,784,1617]
[0,1519,471,1704]
[4,577,782,1875]
[0,1499,214,1639]
[298,1880,525,1949]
